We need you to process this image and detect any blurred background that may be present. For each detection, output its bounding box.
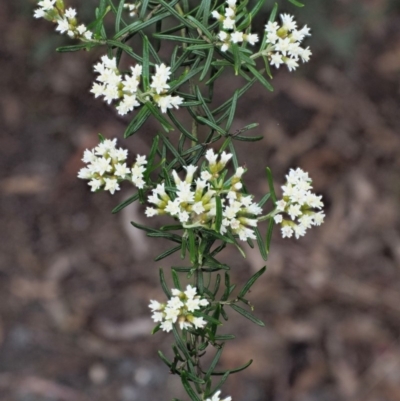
[1,0,400,400]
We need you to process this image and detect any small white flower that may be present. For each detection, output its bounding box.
[114,163,130,178]
[65,8,77,19]
[38,0,56,11]
[245,33,259,45]
[274,214,283,224]
[280,13,297,31]
[212,10,223,20]
[145,207,158,217]
[230,31,243,43]
[56,19,70,34]
[223,18,235,30]
[281,226,293,238]
[270,53,283,68]
[104,178,120,194]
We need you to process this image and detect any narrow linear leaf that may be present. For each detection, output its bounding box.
[181,372,202,401]
[211,359,253,375]
[258,193,271,207]
[115,0,126,32]
[214,334,235,341]
[266,218,274,252]
[248,65,274,92]
[171,269,181,289]
[288,0,305,7]
[172,326,192,361]
[215,196,223,233]
[209,372,230,395]
[265,167,277,203]
[197,117,226,135]
[200,48,214,81]
[225,90,238,132]
[155,245,182,261]
[255,228,268,261]
[56,43,98,52]
[159,268,171,298]
[158,350,172,368]
[238,266,267,298]
[233,135,263,142]
[205,345,224,381]
[147,232,182,244]
[112,193,139,214]
[230,304,265,326]
[124,107,151,138]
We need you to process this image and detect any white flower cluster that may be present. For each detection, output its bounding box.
[274,168,325,239]
[123,3,138,17]
[205,391,232,401]
[34,1,93,40]
[212,0,259,52]
[78,138,147,194]
[149,285,209,332]
[265,14,311,72]
[145,149,262,242]
[91,56,184,116]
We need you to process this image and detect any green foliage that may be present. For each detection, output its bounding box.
[38,0,314,399]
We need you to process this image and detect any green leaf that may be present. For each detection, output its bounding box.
[197,0,211,25]
[215,196,223,233]
[159,268,171,298]
[211,359,253,375]
[181,372,201,401]
[232,135,263,142]
[255,228,268,261]
[157,350,172,368]
[238,266,267,298]
[231,44,241,75]
[266,218,274,252]
[124,107,151,138]
[213,274,221,296]
[153,34,204,44]
[144,135,160,180]
[186,15,213,40]
[225,90,238,132]
[145,102,174,132]
[209,372,230,395]
[258,193,271,207]
[172,326,192,361]
[155,245,181,261]
[115,0,125,32]
[228,142,239,170]
[205,345,224,381]
[147,232,182,244]
[188,229,196,265]
[113,12,170,39]
[139,0,150,19]
[56,43,98,52]
[169,66,204,92]
[112,193,139,214]
[160,135,187,166]
[167,111,198,142]
[248,65,274,92]
[151,323,161,334]
[214,334,235,341]
[172,269,181,290]
[197,117,226,135]
[157,0,193,28]
[288,0,304,7]
[200,48,214,81]
[142,36,150,90]
[270,3,278,21]
[230,304,265,327]
[265,167,277,203]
